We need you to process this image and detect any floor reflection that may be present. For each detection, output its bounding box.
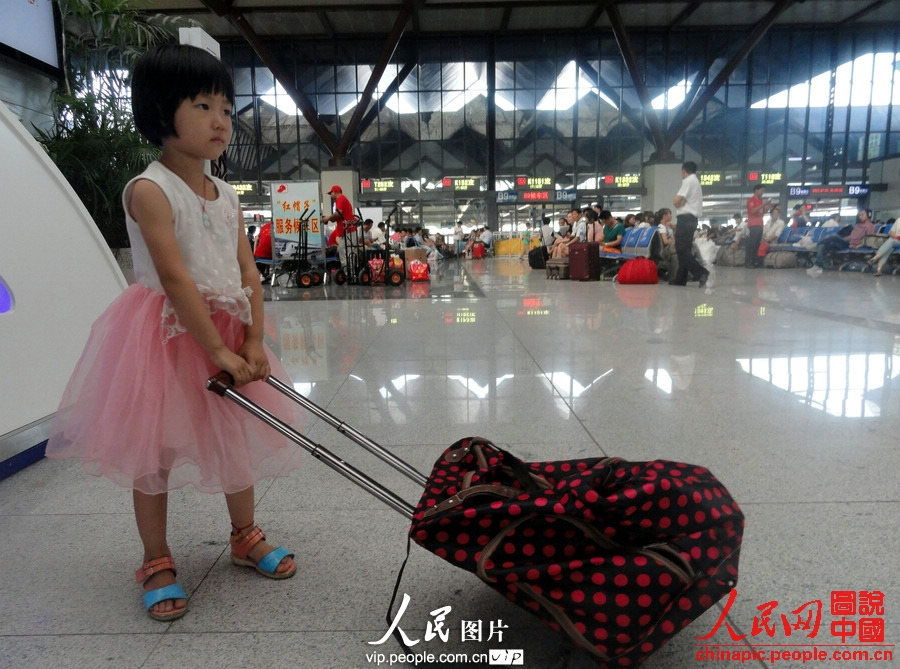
[738,353,898,418]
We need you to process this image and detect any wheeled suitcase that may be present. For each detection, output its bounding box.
[207,374,744,668]
[528,245,548,269]
[546,257,569,279]
[568,241,602,280]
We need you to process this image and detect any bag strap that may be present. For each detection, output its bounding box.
[422,483,520,518]
[386,534,415,653]
[474,441,546,493]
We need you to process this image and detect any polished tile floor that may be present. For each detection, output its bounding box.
[1,257,897,669]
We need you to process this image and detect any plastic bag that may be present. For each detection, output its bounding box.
[693,238,717,270]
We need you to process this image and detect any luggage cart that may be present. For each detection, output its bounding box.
[269,208,325,288]
[206,372,745,668]
[368,204,405,286]
[329,210,369,286]
[289,207,326,288]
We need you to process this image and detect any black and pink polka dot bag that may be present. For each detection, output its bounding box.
[410,437,744,667]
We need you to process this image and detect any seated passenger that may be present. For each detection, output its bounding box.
[433,232,452,257]
[417,228,443,259]
[813,209,876,269]
[253,221,273,278]
[790,204,811,228]
[549,229,576,258]
[599,210,624,252]
[730,215,748,248]
[655,208,677,278]
[867,218,899,276]
[584,209,602,242]
[762,206,786,244]
[463,227,482,256]
[365,220,387,250]
[540,217,555,247]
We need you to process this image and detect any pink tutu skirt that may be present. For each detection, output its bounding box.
[46,284,303,494]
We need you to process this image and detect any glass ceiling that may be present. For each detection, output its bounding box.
[260,52,900,117]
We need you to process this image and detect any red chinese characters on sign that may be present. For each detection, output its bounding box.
[274,217,317,235]
[830,590,886,643]
[697,589,886,644]
[273,197,317,236]
[522,191,549,201]
[275,198,312,214]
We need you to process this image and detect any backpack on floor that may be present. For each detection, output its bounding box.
[528,246,548,269]
[838,260,871,272]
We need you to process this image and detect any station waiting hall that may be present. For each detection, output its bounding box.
[1,1,898,668]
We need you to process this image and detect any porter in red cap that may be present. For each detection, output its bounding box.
[323,183,358,263]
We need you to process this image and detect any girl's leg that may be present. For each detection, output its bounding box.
[224,486,295,575]
[133,490,186,616]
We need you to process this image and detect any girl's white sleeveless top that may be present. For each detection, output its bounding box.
[122,161,252,342]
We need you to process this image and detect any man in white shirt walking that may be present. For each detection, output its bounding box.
[671,161,710,287]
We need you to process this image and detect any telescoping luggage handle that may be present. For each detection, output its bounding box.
[206,372,424,520]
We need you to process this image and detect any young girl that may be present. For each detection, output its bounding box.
[45,44,302,622]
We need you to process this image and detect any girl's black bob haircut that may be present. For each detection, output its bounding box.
[132,43,235,147]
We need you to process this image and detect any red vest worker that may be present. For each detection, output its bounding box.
[323,185,358,246]
[253,221,272,259]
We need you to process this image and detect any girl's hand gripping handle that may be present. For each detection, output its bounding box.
[206,371,236,396]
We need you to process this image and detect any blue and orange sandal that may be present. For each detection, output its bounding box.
[135,556,188,621]
[230,525,296,579]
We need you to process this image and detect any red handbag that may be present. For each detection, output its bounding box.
[368,258,385,283]
[616,257,658,284]
[472,242,486,258]
[410,437,744,668]
[408,259,429,281]
[757,241,770,257]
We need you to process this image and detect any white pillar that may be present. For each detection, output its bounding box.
[641,161,682,214]
[320,169,360,215]
[868,157,900,220]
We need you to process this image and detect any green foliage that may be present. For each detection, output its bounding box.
[37,0,189,248]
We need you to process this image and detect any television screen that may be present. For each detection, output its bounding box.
[0,0,61,72]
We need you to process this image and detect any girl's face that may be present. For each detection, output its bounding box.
[166,92,233,160]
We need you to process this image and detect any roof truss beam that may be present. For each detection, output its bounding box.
[606,2,672,158]
[334,0,414,161]
[664,0,796,152]
[199,0,340,154]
